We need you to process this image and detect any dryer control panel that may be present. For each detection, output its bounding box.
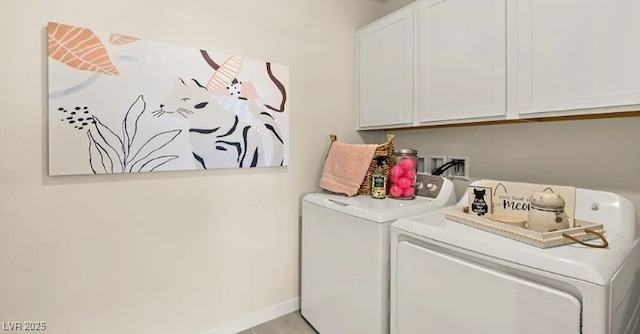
[416,174,445,199]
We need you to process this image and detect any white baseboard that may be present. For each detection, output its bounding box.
[199,297,300,334]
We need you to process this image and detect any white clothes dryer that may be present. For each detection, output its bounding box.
[390,185,640,334]
[301,175,456,334]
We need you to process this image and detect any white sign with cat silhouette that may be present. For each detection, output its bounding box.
[468,186,493,216]
[47,21,290,175]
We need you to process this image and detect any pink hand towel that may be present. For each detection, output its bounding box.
[320,141,378,196]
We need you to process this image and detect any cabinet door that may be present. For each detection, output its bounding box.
[357,7,415,129]
[417,0,506,123]
[510,0,640,117]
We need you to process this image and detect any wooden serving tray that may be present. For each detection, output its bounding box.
[444,207,607,249]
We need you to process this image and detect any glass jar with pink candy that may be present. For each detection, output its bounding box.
[389,148,418,200]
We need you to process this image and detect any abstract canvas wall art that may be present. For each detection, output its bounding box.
[47,22,289,176]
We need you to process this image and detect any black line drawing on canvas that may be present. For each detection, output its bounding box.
[86,95,181,173]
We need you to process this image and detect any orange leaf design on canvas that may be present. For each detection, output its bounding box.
[206,56,242,91]
[48,22,119,75]
[240,82,259,99]
[109,33,140,45]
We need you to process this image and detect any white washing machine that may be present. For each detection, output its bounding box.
[390,185,640,334]
[301,175,456,334]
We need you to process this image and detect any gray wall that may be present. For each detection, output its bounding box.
[361,117,640,219]
[0,1,385,333]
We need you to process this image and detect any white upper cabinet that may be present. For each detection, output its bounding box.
[357,7,415,129]
[357,0,640,130]
[417,0,506,123]
[509,0,640,117]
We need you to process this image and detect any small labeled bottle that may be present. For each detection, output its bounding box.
[371,156,387,199]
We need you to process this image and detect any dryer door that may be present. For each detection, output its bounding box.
[394,241,582,334]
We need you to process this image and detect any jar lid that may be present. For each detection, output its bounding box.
[529,192,565,207]
[393,148,417,155]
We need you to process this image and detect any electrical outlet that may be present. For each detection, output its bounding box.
[447,156,469,181]
[417,156,426,173]
[426,155,447,175]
